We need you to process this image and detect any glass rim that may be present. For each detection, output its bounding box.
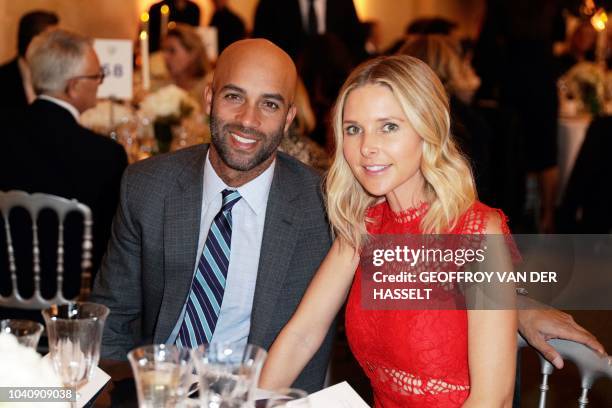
[0,319,44,333]
[42,301,110,321]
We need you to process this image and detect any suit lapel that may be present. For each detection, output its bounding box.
[249,156,301,345]
[154,145,208,342]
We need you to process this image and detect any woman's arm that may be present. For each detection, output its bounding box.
[463,212,518,407]
[259,238,359,390]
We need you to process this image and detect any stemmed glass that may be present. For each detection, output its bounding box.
[192,341,267,407]
[265,388,310,407]
[0,319,44,349]
[128,344,194,408]
[42,302,109,404]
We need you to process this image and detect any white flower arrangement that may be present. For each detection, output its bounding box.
[0,333,69,407]
[81,100,135,134]
[560,62,606,115]
[139,84,199,124]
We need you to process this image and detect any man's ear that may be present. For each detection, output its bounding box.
[65,78,78,99]
[204,84,213,116]
[284,104,297,133]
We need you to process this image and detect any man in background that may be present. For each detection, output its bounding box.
[0,10,59,112]
[0,29,127,321]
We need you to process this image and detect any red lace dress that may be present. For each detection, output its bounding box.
[345,201,512,407]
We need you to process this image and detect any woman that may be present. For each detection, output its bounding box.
[259,55,517,407]
[162,23,212,104]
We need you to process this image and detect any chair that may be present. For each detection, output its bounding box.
[0,190,93,309]
[518,334,612,407]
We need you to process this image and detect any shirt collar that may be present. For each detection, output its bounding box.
[38,94,81,122]
[203,149,275,216]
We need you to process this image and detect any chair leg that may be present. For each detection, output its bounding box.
[538,373,550,408]
[578,387,589,407]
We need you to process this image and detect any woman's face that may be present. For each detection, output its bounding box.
[163,36,195,78]
[342,84,424,205]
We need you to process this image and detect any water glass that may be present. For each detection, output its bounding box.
[128,344,194,408]
[0,319,44,349]
[193,342,267,407]
[265,388,310,407]
[42,302,109,389]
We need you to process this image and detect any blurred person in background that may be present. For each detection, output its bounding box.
[0,29,127,322]
[252,0,366,63]
[555,20,598,78]
[148,0,200,52]
[162,23,213,105]
[210,0,246,54]
[0,10,58,113]
[398,35,492,201]
[279,78,330,172]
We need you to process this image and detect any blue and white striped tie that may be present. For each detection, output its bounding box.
[177,189,241,347]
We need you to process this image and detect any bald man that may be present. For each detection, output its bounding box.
[91,40,334,391]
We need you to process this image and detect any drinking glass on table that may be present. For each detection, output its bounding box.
[265,388,310,407]
[0,319,44,349]
[128,344,194,408]
[193,341,267,407]
[42,302,109,391]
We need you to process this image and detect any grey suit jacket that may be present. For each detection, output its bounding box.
[90,144,334,392]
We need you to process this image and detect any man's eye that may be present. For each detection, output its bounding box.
[263,101,279,110]
[224,93,242,102]
[382,123,399,132]
[344,125,360,135]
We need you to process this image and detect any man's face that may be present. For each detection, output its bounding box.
[205,56,296,176]
[69,46,102,113]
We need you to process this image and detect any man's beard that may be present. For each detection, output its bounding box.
[209,110,285,172]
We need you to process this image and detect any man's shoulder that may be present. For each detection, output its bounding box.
[125,144,206,184]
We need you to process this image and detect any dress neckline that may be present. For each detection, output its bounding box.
[388,201,429,224]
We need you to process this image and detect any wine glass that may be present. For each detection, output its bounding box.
[128,344,194,408]
[265,388,310,407]
[42,302,109,394]
[0,319,44,349]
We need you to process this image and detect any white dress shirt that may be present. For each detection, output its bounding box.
[167,150,275,347]
[298,0,326,34]
[38,94,80,122]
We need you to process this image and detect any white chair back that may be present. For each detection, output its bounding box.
[0,190,93,309]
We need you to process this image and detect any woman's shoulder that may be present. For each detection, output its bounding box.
[453,201,511,235]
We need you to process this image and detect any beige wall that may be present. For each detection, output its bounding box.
[0,0,484,63]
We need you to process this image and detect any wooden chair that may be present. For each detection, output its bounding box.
[0,190,93,309]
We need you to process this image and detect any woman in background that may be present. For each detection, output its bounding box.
[259,55,517,407]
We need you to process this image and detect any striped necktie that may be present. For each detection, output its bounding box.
[177,189,241,347]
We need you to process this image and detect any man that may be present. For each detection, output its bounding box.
[252,0,365,62]
[0,29,128,320]
[0,10,58,112]
[210,0,246,53]
[91,39,333,392]
[91,39,604,394]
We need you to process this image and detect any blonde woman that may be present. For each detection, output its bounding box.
[259,55,517,407]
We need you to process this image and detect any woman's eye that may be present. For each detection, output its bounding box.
[344,125,360,135]
[382,122,399,132]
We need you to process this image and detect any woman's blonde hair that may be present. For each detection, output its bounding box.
[167,23,211,78]
[325,55,476,249]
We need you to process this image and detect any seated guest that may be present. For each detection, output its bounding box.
[161,23,212,106]
[210,0,246,53]
[0,29,127,321]
[0,10,58,113]
[555,20,597,78]
[399,35,492,201]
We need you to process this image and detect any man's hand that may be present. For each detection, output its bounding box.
[518,308,606,369]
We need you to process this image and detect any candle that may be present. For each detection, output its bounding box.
[140,11,149,34]
[140,30,150,91]
[591,9,608,66]
[160,4,170,48]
